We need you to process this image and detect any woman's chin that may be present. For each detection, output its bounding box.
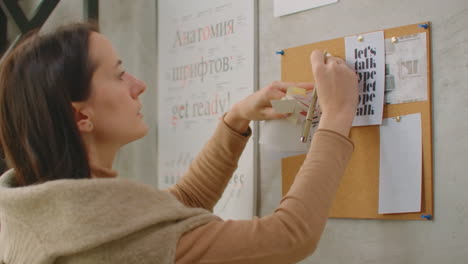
[137,122,150,139]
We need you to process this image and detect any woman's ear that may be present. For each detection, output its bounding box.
[72,102,94,133]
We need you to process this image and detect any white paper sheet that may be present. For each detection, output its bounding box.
[379,113,422,214]
[259,119,311,153]
[345,31,385,127]
[274,0,338,17]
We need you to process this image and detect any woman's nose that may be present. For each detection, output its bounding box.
[124,73,146,98]
[133,77,146,97]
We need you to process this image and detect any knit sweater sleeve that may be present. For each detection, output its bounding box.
[166,117,250,211]
[0,214,50,264]
[175,129,354,264]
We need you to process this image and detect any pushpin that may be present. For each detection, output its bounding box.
[357,35,364,42]
[418,23,429,29]
[421,214,432,220]
[391,36,398,43]
[395,116,401,122]
[276,50,285,55]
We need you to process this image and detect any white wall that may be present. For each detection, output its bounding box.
[99,0,158,187]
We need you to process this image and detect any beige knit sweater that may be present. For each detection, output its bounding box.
[0,119,354,264]
[0,170,218,264]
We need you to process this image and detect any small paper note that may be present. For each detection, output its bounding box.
[260,119,310,153]
[345,31,385,127]
[270,87,318,125]
[261,87,321,158]
[378,113,422,214]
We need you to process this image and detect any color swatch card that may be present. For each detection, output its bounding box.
[379,113,422,214]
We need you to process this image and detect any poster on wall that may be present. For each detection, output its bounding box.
[157,0,256,220]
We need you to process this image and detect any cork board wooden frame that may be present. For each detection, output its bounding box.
[281,22,433,220]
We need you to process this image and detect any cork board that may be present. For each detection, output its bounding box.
[281,22,433,220]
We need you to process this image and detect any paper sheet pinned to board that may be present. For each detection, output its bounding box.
[345,31,385,127]
[384,32,428,104]
[260,87,320,159]
[274,0,338,17]
[379,113,422,214]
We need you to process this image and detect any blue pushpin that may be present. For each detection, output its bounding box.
[421,214,432,220]
[418,23,428,29]
[276,50,285,55]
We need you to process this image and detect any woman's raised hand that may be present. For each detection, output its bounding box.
[311,50,359,136]
[236,81,314,121]
[224,82,314,133]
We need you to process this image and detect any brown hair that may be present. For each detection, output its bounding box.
[0,23,98,186]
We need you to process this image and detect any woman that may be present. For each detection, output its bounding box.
[0,23,357,264]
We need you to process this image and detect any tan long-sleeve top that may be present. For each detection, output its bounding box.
[167,119,354,264]
[0,117,352,264]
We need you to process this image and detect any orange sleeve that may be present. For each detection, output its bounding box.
[175,129,354,264]
[166,117,250,211]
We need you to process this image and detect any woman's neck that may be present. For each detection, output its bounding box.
[85,141,119,178]
[90,163,118,178]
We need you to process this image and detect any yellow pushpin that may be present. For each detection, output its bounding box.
[357,35,364,42]
[391,36,398,43]
[395,116,401,122]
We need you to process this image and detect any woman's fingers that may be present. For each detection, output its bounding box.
[294,82,314,91]
[268,81,314,93]
[261,107,288,120]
